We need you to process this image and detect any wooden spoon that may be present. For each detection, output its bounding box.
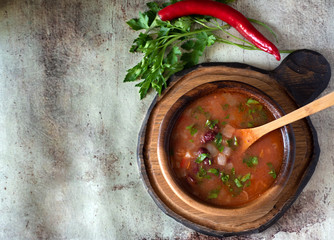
[234,91,334,152]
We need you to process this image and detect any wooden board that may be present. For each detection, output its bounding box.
[137,49,331,237]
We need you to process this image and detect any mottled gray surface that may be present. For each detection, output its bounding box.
[0,0,333,239]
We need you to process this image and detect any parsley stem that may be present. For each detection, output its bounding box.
[248,18,278,43]
[145,15,160,34]
[215,37,257,50]
[193,19,217,30]
[212,19,255,47]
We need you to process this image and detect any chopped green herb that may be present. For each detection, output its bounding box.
[248,108,256,115]
[192,106,210,119]
[221,169,252,195]
[222,103,229,110]
[186,124,198,136]
[214,133,224,152]
[241,173,251,182]
[197,106,204,114]
[208,168,220,176]
[189,139,194,143]
[205,119,219,129]
[195,153,210,163]
[246,98,260,106]
[247,122,254,128]
[234,178,243,188]
[217,145,224,153]
[221,121,227,126]
[197,166,206,178]
[208,189,220,199]
[269,170,276,179]
[221,172,230,183]
[225,114,230,119]
[233,136,238,146]
[197,166,211,179]
[215,133,222,144]
[243,156,259,167]
[226,136,238,148]
[267,162,277,179]
[238,103,245,112]
[125,0,283,99]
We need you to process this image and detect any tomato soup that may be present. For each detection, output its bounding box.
[169,90,283,207]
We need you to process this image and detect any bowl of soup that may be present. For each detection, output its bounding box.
[157,81,295,213]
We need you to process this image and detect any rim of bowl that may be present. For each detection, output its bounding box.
[157,81,295,215]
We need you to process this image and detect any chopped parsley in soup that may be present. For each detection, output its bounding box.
[169,90,283,207]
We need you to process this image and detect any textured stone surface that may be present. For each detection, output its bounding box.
[0,0,333,239]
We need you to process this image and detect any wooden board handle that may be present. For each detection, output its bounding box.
[271,49,331,106]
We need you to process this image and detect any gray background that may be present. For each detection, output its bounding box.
[0,0,333,239]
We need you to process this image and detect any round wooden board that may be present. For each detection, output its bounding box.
[137,50,331,237]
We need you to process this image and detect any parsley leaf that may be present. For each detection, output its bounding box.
[126,12,150,30]
[208,189,220,199]
[234,178,243,188]
[205,119,218,129]
[186,124,198,136]
[267,162,277,179]
[214,133,224,152]
[125,0,282,99]
[146,2,160,13]
[226,136,238,148]
[181,32,216,68]
[197,166,211,179]
[221,172,230,183]
[246,98,260,106]
[241,173,251,182]
[196,153,210,163]
[243,156,258,167]
[208,168,220,176]
[222,103,229,110]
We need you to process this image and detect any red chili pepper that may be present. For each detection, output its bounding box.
[158,0,281,61]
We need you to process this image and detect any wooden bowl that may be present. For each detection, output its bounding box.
[138,50,331,236]
[158,81,295,218]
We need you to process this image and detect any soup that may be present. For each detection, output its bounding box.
[169,90,283,207]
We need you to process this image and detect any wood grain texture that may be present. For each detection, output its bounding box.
[138,50,331,237]
[272,49,331,106]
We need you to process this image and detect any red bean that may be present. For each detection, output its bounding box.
[198,147,209,155]
[203,158,212,166]
[201,130,216,143]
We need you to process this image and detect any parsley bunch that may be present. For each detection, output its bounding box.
[125,0,277,99]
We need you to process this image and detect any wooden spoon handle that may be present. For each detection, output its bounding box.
[253,91,334,139]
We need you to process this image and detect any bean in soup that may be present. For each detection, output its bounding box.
[169,90,283,207]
